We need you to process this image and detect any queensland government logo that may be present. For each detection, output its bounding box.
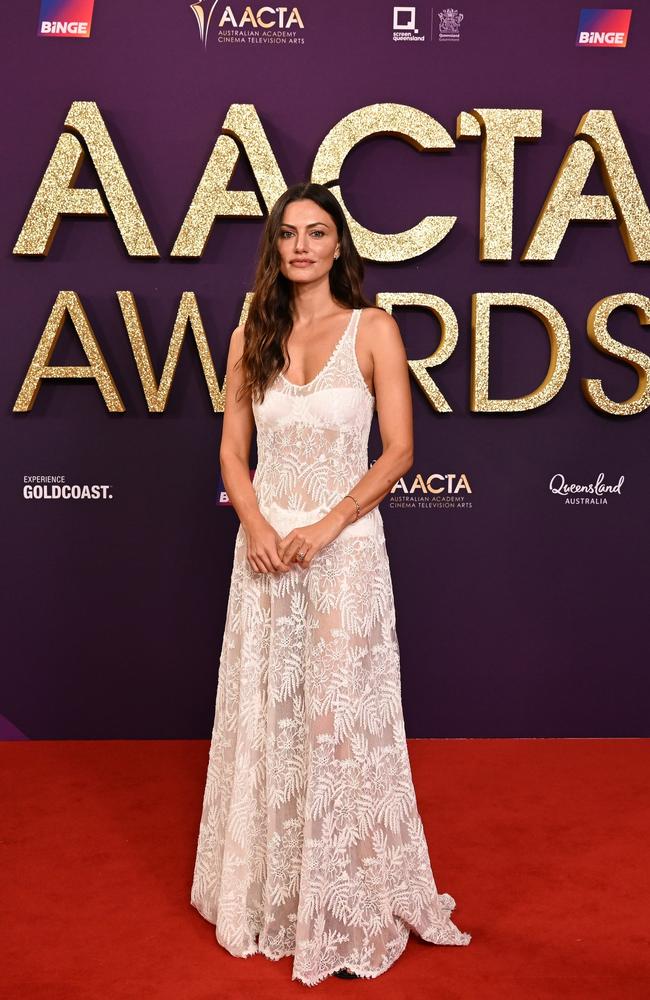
[37,0,94,37]
[438,8,463,41]
[192,1,305,47]
[576,8,632,47]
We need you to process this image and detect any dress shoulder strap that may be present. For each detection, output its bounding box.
[349,307,362,345]
[335,308,361,361]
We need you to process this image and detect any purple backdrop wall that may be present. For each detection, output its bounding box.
[2,1,648,739]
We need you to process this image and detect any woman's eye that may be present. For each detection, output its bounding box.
[279,230,324,238]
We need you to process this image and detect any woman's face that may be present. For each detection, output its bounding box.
[276,199,339,284]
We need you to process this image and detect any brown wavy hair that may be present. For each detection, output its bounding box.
[236,182,375,404]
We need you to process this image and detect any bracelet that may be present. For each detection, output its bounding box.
[343,493,360,521]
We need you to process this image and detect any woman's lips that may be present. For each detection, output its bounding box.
[291,260,314,266]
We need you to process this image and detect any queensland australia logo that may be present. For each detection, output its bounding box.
[576,8,632,47]
[392,7,425,42]
[388,470,472,510]
[548,472,624,504]
[192,1,305,47]
[37,0,94,37]
[438,8,463,41]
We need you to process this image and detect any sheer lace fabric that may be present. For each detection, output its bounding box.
[191,308,471,985]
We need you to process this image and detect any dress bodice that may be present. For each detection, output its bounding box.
[251,308,382,541]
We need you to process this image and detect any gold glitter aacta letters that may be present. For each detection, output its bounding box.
[13,102,650,262]
[13,102,158,257]
[522,110,650,262]
[312,103,456,261]
[171,104,288,258]
[457,109,542,261]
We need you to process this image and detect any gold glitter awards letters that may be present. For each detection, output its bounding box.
[471,293,571,412]
[583,293,650,415]
[15,291,225,413]
[14,290,650,415]
[376,293,458,411]
[14,291,125,411]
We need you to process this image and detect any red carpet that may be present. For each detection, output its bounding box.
[1,738,648,998]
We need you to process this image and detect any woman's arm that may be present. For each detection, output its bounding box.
[219,324,265,530]
[326,308,414,531]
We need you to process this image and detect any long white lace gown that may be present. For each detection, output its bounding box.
[191,307,471,985]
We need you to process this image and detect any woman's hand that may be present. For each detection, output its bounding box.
[277,513,344,569]
[242,516,293,575]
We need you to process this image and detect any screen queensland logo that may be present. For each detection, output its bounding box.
[576,8,632,47]
[38,0,94,37]
[392,7,425,42]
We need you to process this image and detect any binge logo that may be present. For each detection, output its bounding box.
[576,8,632,47]
[38,0,95,38]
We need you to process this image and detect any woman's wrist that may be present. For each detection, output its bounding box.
[241,510,266,531]
[328,495,359,529]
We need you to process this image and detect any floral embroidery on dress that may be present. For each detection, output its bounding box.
[191,308,471,985]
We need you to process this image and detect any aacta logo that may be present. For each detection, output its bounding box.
[190,0,221,46]
[192,1,304,46]
[576,8,632,47]
[392,472,472,496]
[38,0,94,38]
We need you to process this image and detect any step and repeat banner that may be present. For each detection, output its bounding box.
[1,2,647,739]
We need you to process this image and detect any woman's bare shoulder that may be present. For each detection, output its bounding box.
[231,322,246,345]
[359,307,403,349]
[362,305,400,328]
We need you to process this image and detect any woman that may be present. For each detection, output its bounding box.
[191,181,471,985]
